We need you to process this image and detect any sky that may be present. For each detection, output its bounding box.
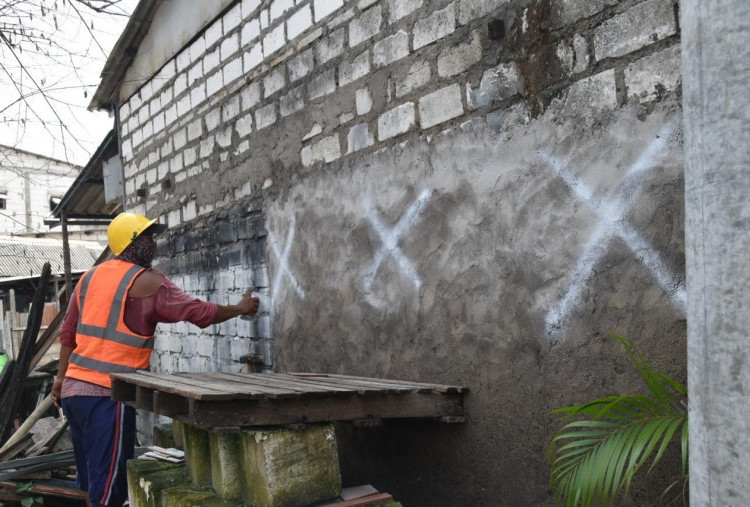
[0,0,139,166]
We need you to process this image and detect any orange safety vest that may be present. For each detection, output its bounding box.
[66,259,155,388]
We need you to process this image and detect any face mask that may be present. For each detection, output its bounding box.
[115,234,156,267]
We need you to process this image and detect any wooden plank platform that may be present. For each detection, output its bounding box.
[110,372,467,431]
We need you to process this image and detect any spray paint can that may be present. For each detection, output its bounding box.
[240,291,268,320]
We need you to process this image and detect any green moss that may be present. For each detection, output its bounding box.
[240,423,342,506]
[160,484,243,507]
[172,419,186,449]
[126,459,189,507]
[209,431,243,500]
[182,424,212,486]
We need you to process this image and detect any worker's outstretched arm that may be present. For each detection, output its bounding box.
[213,290,259,323]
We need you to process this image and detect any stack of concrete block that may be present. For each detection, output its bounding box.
[128,421,344,506]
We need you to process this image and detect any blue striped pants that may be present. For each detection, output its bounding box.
[62,396,135,507]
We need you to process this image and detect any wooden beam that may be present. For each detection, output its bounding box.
[183,392,464,430]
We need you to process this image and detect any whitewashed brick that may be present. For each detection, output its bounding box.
[419,83,464,128]
[183,200,198,221]
[573,34,589,74]
[315,29,345,64]
[236,112,254,137]
[204,47,221,74]
[270,0,294,21]
[255,103,277,130]
[396,60,431,98]
[157,160,169,179]
[242,0,261,16]
[122,139,133,160]
[224,2,243,32]
[413,3,456,50]
[468,61,521,109]
[349,5,381,47]
[188,119,203,141]
[190,82,207,107]
[146,167,157,184]
[119,102,131,121]
[280,86,305,116]
[437,29,482,77]
[187,164,203,178]
[242,18,261,46]
[200,136,215,158]
[287,5,313,40]
[625,44,681,103]
[184,146,198,167]
[216,126,233,148]
[241,82,261,110]
[125,177,135,195]
[173,74,188,96]
[223,56,243,86]
[263,24,286,57]
[314,0,343,21]
[173,128,187,150]
[339,51,370,86]
[174,171,187,183]
[139,105,149,124]
[160,87,173,107]
[259,8,270,29]
[176,94,191,117]
[563,69,618,113]
[140,82,154,103]
[131,129,143,148]
[153,112,165,134]
[347,123,374,153]
[168,209,181,227]
[244,43,263,71]
[288,50,314,82]
[328,8,354,28]
[190,34,207,61]
[301,134,341,167]
[388,0,422,22]
[156,60,176,87]
[356,88,372,115]
[593,0,676,60]
[176,49,191,72]
[221,33,239,61]
[165,104,177,125]
[264,67,286,98]
[378,102,415,141]
[206,70,224,97]
[308,69,336,99]
[128,116,138,135]
[188,61,203,87]
[373,30,409,67]
[160,137,173,158]
[205,19,223,48]
[223,95,241,122]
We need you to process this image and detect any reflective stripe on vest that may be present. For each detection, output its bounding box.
[69,352,140,374]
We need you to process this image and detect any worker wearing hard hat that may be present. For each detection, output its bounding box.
[51,212,259,507]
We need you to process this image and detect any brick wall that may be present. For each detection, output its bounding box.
[118,0,685,502]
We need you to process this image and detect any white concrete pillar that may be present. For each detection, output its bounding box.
[681,0,750,505]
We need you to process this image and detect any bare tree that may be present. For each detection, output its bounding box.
[0,0,131,166]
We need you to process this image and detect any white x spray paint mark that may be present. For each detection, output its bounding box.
[362,189,432,292]
[539,124,686,339]
[268,216,305,309]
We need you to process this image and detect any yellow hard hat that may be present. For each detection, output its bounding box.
[107,212,166,254]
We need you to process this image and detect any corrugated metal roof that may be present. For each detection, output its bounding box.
[0,236,103,279]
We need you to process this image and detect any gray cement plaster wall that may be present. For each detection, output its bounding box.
[682,0,750,505]
[265,100,686,505]
[113,0,689,502]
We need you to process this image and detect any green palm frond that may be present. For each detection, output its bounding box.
[548,335,687,506]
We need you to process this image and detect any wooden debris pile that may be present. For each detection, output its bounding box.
[0,262,81,504]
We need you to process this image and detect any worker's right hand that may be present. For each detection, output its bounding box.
[51,377,63,408]
[238,289,260,317]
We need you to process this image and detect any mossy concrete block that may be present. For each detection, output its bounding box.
[126,458,189,507]
[153,423,176,449]
[173,419,186,449]
[240,423,341,506]
[182,423,212,486]
[209,430,243,500]
[160,484,243,507]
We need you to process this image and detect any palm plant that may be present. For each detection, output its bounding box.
[548,334,688,506]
